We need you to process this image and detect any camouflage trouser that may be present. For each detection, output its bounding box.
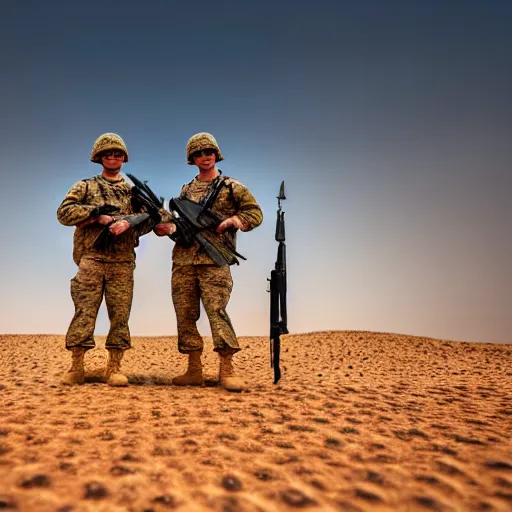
[171,264,240,354]
[65,258,135,351]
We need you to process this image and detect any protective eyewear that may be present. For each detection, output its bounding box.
[191,149,216,159]
[101,150,126,159]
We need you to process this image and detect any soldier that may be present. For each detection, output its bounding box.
[57,133,154,387]
[154,132,263,392]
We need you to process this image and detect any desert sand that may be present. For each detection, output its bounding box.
[0,331,511,512]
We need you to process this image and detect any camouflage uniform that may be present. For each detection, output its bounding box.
[57,139,150,352]
[172,138,263,354]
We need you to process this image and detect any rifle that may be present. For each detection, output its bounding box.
[267,181,288,384]
[125,173,246,267]
[91,182,160,250]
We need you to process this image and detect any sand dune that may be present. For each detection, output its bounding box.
[0,331,511,511]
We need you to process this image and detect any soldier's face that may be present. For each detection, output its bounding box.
[193,149,217,172]
[101,151,125,173]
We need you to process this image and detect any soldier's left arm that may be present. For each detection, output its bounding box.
[231,180,263,232]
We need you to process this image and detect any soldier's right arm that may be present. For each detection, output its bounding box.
[57,181,97,226]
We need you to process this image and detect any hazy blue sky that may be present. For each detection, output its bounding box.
[1,0,511,343]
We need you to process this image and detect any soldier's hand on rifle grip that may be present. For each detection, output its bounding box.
[109,219,131,236]
[216,215,244,233]
[97,215,115,226]
[154,223,177,236]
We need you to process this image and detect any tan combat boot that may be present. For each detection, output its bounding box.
[61,347,86,385]
[218,349,245,392]
[172,351,204,386]
[104,349,129,387]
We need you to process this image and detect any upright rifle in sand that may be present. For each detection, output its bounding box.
[267,181,288,384]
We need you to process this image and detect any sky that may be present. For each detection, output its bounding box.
[0,0,511,343]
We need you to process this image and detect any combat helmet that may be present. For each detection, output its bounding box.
[90,133,129,163]
[186,132,224,165]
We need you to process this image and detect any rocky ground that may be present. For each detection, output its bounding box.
[0,331,511,512]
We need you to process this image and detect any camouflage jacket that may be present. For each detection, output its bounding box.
[57,174,151,264]
[172,173,263,266]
